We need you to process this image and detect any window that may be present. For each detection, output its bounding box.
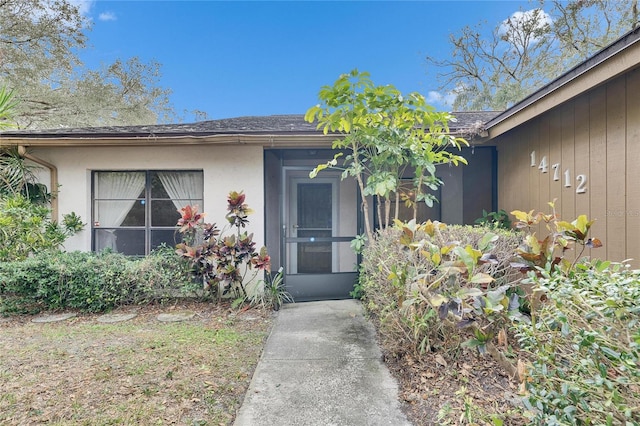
[92,170,204,255]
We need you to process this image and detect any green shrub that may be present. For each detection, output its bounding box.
[175,192,271,300]
[130,245,199,300]
[515,261,640,425]
[360,221,521,358]
[0,248,193,314]
[474,209,512,230]
[0,194,83,262]
[510,202,602,276]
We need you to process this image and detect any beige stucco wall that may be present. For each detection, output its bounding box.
[28,144,265,253]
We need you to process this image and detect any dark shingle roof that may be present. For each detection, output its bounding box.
[450,111,500,135]
[1,112,501,139]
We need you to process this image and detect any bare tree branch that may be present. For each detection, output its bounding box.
[427,0,637,111]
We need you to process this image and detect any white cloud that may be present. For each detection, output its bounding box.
[99,11,117,21]
[426,91,443,104]
[426,90,455,107]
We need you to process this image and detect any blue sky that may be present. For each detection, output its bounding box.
[78,1,533,121]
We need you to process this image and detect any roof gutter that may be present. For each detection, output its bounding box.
[17,145,59,222]
[2,133,342,148]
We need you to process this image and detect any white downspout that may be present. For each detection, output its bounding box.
[17,145,59,222]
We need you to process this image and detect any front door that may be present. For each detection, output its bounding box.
[283,168,359,301]
[291,180,335,274]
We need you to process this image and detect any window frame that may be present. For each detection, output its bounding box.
[91,169,204,255]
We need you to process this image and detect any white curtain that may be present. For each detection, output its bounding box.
[95,172,146,250]
[157,171,203,211]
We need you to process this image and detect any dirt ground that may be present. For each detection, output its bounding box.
[385,349,527,425]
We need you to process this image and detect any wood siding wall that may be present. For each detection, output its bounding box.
[495,68,640,267]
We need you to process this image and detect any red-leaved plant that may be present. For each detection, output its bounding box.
[175,191,270,300]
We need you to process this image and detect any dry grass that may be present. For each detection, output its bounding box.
[0,302,273,426]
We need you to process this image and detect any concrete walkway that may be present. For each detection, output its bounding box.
[234,299,411,426]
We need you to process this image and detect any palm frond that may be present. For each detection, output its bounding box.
[0,86,18,130]
[0,147,41,196]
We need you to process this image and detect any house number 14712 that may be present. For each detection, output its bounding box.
[530,151,587,194]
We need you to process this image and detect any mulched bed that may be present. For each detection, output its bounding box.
[385,349,526,425]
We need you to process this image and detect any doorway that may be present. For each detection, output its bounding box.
[282,167,358,301]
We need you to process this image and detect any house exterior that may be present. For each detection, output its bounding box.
[482,26,640,268]
[4,27,638,299]
[0,113,497,301]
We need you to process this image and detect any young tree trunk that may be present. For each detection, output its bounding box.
[413,175,424,222]
[357,173,373,241]
[351,141,374,241]
[384,197,391,228]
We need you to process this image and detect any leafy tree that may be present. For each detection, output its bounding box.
[0,0,175,128]
[428,0,640,111]
[305,69,468,241]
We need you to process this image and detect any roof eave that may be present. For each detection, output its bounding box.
[0,133,342,148]
[1,128,478,147]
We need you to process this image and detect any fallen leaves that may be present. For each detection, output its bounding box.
[434,354,447,368]
[382,349,528,425]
